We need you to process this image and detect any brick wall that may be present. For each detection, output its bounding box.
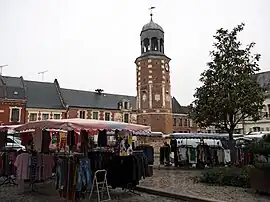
[68,108,128,122]
[0,100,26,124]
[137,113,173,134]
[25,109,66,122]
[173,114,200,133]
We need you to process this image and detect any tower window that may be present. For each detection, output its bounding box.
[143,38,150,52]
[160,39,164,53]
[151,37,158,51]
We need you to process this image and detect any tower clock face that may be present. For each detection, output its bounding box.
[165,63,169,72]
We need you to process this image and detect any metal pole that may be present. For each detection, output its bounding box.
[0,64,8,75]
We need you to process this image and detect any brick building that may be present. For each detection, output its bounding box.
[172,97,199,133]
[60,88,137,123]
[0,76,26,125]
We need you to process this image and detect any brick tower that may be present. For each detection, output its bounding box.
[135,13,173,134]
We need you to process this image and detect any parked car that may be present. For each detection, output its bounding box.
[5,136,25,151]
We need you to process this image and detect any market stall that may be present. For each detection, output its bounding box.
[161,133,244,168]
[0,124,24,186]
[13,118,151,201]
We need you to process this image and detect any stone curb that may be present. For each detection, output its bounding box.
[135,185,226,202]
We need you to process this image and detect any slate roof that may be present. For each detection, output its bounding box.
[0,76,26,100]
[172,97,189,114]
[0,76,188,113]
[60,88,136,110]
[24,80,65,109]
[142,19,164,33]
[254,71,270,92]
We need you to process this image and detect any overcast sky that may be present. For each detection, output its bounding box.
[0,0,269,105]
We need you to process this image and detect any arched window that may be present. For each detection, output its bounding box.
[160,39,164,53]
[151,37,158,51]
[143,38,150,52]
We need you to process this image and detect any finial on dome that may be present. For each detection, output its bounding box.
[149,6,156,21]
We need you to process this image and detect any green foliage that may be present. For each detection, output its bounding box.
[190,23,265,137]
[198,167,250,188]
[247,141,270,156]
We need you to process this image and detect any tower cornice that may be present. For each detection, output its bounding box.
[135,54,171,64]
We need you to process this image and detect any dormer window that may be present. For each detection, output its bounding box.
[124,101,128,110]
[118,102,122,109]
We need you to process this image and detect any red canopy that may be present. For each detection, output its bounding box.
[14,118,151,134]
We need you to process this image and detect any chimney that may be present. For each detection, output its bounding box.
[95,89,104,95]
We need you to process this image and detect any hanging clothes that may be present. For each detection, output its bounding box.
[107,154,148,189]
[188,148,197,164]
[14,153,31,180]
[98,130,107,147]
[41,130,51,153]
[33,128,43,152]
[134,145,154,165]
[55,155,92,200]
[0,131,6,149]
[76,158,92,192]
[224,149,231,163]
[178,147,187,161]
[217,149,225,164]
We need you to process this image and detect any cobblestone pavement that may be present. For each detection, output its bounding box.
[140,168,270,202]
[0,182,183,202]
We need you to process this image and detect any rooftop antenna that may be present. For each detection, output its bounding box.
[38,70,48,81]
[149,6,156,21]
[0,64,8,75]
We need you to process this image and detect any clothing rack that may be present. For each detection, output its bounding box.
[0,148,18,186]
[55,152,89,201]
[28,152,55,194]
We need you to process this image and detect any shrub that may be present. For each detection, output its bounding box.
[198,167,250,188]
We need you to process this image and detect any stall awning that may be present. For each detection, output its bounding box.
[14,118,151,134]
[169,133,243,140]
[0,124,22,134]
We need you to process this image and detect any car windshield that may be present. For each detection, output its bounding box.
[7,136,21,145]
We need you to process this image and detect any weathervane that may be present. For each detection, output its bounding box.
[149,6,156,21]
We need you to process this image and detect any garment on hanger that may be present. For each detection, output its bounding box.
[14,153,31,180]
[120,138,127,156]
[188,148,197,164]
[33,128,43,152]
[217,149,225,164]
[0,131,7,149]
[98,130,107,147]
[42,130,51,153]
[224,149,231,163]
[76,158,92,191]
[178,147,187,161]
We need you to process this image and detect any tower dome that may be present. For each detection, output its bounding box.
[140,16,165,56]
[141,19,164,33]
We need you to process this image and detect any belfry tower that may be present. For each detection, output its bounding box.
[135,10,173,134]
